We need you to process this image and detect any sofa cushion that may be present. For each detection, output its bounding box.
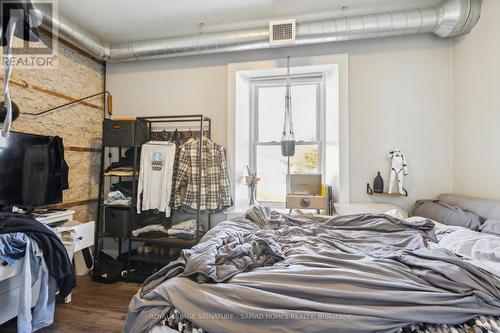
[414,200,482,230]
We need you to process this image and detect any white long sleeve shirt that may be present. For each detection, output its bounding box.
[137,141,176,216]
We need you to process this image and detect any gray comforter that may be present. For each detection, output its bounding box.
[125,211,500,333]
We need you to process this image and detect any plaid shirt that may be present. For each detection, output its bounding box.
[174,138,232,211]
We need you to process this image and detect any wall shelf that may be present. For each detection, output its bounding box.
[366,183,408,197]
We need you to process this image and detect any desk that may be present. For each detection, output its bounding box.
[35,210,95,303]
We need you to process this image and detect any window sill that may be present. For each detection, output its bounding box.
[223,205,289,216]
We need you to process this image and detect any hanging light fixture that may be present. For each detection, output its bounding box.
[281,56,295,157]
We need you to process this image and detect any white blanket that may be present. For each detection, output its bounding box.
[435,225,500,277]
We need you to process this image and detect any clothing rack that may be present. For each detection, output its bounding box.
[94,114,213,283]
[137,114,212,240]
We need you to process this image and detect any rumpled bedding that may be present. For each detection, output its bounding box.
[434,224,500,277]
[125,209,500,333]
[406,216,500,277]
[140,224,285,292]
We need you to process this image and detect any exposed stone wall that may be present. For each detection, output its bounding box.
[9,36,104,222]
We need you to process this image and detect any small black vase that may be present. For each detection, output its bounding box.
[373,172,384,193]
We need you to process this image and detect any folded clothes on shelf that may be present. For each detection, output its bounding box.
[170,219,196,231]
[132,224,169,237]
[167,229,197,239]
[104,169,136,177]
[130,219,203,239]
[104,190,132,206]
[105,160,133,173]
[108,166,134,172]
[167,219,202,239]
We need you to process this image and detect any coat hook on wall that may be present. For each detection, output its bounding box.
[23,91,113,117]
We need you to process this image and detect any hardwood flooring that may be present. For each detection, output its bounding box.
[0,275,140,333]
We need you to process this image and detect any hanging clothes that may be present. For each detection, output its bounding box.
[21,135,69,206]
[137,141,176,216]
[168,130,182,207]
[174,137,232,211]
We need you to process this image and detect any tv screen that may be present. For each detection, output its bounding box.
[0,131,63,207]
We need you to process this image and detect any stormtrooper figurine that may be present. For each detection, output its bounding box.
[388,148,408,194]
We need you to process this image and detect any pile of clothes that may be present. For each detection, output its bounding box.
[104,190,131,206]
[167,219,200,239]
[131,224,168,237]
[0,213,75,332]
[104,148,140,176]
[131,219,201,240]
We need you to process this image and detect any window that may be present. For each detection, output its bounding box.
[250,75,325,204]
[230,58,348,208]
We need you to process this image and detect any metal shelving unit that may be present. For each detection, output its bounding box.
[93,120,144,280]
[93,115,212,282]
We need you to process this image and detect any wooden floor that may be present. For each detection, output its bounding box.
[0,275,140,333]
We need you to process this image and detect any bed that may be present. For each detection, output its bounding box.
[125,201,500,333]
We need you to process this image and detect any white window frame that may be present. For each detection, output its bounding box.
[227,54,350,210]
[249,74,326,205]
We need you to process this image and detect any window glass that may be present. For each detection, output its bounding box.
[253,79,322,204]
[257,86,285,142]
[256,144,319,203]
[290,145,319,174]
[257,84,317,143]
[256,145,286,202]
[288,84,317,142]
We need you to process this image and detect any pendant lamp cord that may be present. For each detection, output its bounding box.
[1,16,18,139]
[282,56,294,138]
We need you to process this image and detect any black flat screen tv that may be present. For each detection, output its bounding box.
[0,131,63,207]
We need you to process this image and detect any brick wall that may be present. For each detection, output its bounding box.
[9,36,104,222]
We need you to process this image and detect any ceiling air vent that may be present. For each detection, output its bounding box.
[269,19,296,46]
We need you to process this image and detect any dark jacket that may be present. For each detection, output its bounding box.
[21,135,69,206]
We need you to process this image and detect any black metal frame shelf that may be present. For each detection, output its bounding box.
[93,114,212,283]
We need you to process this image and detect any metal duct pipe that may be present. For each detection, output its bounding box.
[34,9,110,59]
[37,0,481,62]
[109,27,270,61]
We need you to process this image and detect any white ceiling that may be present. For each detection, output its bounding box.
[56,0,444,43]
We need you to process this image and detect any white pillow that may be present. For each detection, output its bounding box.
[405,216,448,230]
[384,208,408,219]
